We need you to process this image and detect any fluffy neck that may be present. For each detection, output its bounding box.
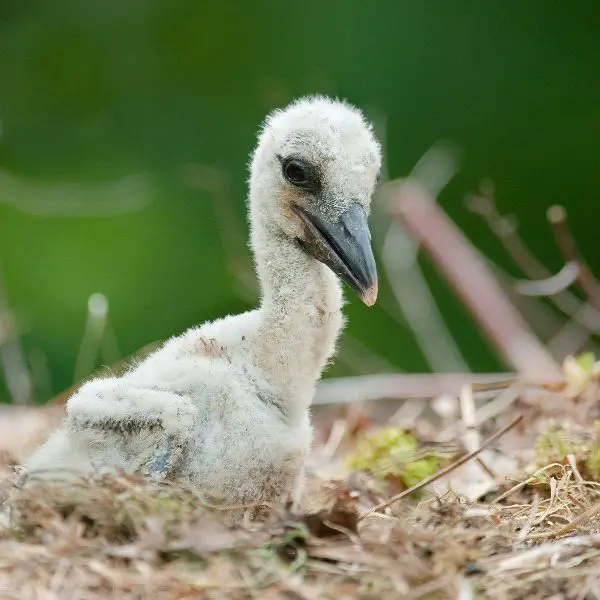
[249,207,345,413]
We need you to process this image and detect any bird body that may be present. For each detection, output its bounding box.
[23,96,381,509]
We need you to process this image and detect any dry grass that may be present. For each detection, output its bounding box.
[2,381,600,599]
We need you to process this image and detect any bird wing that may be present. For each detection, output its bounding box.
[66,378,198,477]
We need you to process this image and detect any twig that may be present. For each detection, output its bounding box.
[514,263,580,297]
[359,415,523,520]
[495,263,600,358]
[547,205,600,312]
[467,192,600,336]
[466,190,546,280]
[320,419,347,459]
[490,533,600,571]
[495,258,600,358]
[381,220,469,372]
[390,180,561,378]
[312,372,520,405]
[472,386,521,426]
[535,498,600,540]
[0,271,32,405]
[73,293,111,384]
[517,494,540,543]
[459,385,497,481]
[490,463,566,504]
[567,453,590,507]
[436,378,522,443]
[459,384,480,452]
[535,475,562,528]
[378,143,468,372]
[493,264,576,342]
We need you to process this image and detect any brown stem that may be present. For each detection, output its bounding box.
[467,193,600,335]
[547,205,600,312]
[313,372,521,405]
[389,180,560,378]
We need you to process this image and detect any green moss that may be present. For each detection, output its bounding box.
[575,352,596,373]
[535,422,600,481]
[535,425,588,463]
[346,427,442,488]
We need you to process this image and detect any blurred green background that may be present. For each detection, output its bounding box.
[1,1,599,402]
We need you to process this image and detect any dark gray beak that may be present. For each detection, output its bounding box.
[292,202,378,306]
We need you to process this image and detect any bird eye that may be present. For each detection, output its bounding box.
[283,159,312,188]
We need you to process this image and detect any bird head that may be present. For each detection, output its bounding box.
[250,96,381,306]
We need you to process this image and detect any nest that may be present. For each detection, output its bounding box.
[3,379,600,600]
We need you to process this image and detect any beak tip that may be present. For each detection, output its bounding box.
[361,282,378,307]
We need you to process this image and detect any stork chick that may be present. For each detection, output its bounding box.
[23,96,381,509]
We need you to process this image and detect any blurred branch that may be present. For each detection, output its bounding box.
[390,180,561,378]
[313,372,518,405]
[467,192,600,335]
[381,221,469,372]
[467,189,545,278]
[378,142,469,371]
[514,263,579,297]
[494,264,599,358]
[547,205,600,312]
[73,293,117,383]
[493,266,571,335]
[0,272,32,404]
